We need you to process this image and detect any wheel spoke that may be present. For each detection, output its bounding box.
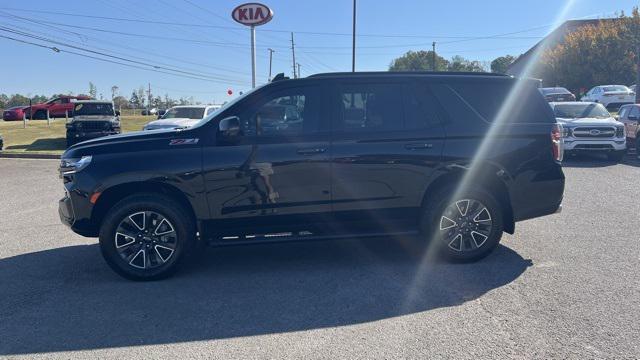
[470,231,488,248]
[128,212,146,230]
[115,232,136,248]
[455,200,469,216]
[440,216,457,230]
[448,234,463,251]
[154,218,175,236]
[473,207,492,223]
[154,245,174,263]
[129,249,146,269]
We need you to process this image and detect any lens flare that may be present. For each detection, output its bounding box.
[402,0,577,312]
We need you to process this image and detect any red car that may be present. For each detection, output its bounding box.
[3,106,27,121]
[24,95,92,119]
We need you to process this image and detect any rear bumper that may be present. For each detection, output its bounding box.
[510,164,565,222]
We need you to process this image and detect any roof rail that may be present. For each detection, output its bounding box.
[308,71,510,78]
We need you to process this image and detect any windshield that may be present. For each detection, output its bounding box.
[553,103,610,119]
[161,107,206,120]
[541,88,569,95]
[73,103,114,116]
[192,85,265,127]
[602,86,630,93]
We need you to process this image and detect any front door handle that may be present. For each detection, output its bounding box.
[404,143,433,150]
[296,147,327,155]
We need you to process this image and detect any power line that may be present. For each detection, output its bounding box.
[0,27,250,85]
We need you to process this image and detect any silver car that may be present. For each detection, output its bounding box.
[143,105,221,130]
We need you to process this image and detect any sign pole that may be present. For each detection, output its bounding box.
[251,25,256,88]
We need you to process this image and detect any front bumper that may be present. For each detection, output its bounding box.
[563,138,626,151]
[58,178,99,237]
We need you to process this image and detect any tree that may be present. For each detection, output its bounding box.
[539,7,639,93]
[137,87,146,108]
[88,82,97,99]
[129,90,140,108]
[152,96,162,108]
[447,55,486,72]
[0,94,8,109]
[389,50,449,71]
[490,55,516,74]
[113,95,129,109]
[7,94,31,107]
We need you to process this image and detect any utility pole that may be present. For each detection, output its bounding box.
[147,82,151,112]
[268,48,275,81]
[432,42,436,71]
[352,0,356,72]
[290,32,297,78]
[297,63,301,78]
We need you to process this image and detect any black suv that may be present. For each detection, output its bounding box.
[66,100,121,147]
[59,72,565,280]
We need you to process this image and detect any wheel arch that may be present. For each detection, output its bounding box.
[91,181,198,236]
[421,164,515,234]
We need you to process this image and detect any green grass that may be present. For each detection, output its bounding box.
[0,116,153,155]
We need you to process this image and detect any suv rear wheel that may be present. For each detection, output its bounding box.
[99,194,195,281]
[422,186,504,262]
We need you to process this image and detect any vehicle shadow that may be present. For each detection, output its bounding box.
[6,138,66,152]
[0,237,531,355]
[561,151,639,168]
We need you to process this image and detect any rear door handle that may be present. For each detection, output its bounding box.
[404,143,433,150]
[296,147,327,155]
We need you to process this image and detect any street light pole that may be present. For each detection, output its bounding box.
[351,0,356,72]
[268,48,275,82]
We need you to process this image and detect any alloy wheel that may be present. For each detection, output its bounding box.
[439,199,493,252]
[114,211,178,270]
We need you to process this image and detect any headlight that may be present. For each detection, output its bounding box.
[562,126,571,138]
[60,155,92,175]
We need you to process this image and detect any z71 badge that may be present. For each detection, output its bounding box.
[169,138,199,146]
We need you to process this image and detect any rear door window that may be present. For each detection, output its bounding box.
[336,83,403,133]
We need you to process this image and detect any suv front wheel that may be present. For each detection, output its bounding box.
[422,187,504,262]
[99,194,195,281]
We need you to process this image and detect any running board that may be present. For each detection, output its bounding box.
[207,230,420,247]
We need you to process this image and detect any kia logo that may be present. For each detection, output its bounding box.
[589,129,601,136]
[232,3,273,26]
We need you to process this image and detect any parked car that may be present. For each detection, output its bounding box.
[59,71,565,280]
[550,101,626,161]
[2,106,27,121]
[629,84,636,94]
[580,85,635,110]
[65,100,121,147]
[617,104,640,153]
[25,95,92,119]
[538,87,576,102]
[141,108,160,116]
[142,105,221,130]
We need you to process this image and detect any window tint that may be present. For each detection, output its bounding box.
[432,81,552,124]
[337,83,402,132]
[241,87,317,137]
[629,106,640,119]
[618,107,629,119]
[404,84,440,129]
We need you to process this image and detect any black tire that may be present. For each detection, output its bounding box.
[99,193,196,281]
[421,186,504,262]
[607,150,625,162]
[33,110,47,120]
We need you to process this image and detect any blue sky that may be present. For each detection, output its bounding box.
[0,0,637,103]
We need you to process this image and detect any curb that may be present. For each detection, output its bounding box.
[0,152,60,160]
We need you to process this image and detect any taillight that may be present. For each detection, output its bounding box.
[551,123,564,162]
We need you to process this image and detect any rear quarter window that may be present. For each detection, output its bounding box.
[430,80,554,124]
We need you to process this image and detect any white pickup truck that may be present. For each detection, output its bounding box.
[550,101,626,162]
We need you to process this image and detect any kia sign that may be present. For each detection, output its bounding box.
[232,3,273,27]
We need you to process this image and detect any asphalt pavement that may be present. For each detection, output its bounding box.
[0,154,638,359]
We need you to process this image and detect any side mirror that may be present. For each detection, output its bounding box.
[218,116,242,144]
